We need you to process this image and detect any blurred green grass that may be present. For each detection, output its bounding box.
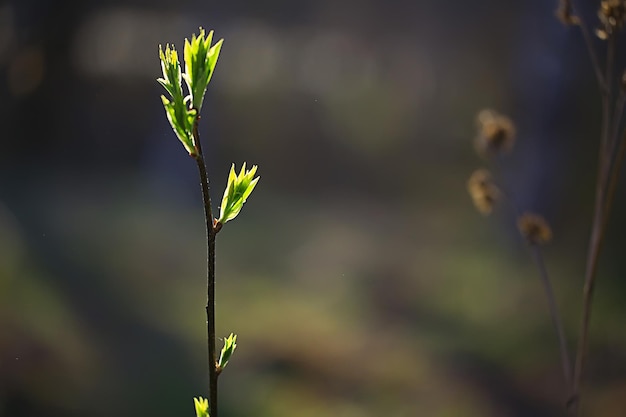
[2,169,625,417]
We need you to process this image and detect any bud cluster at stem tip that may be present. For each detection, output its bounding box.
[474,109,516,158]
[597,0,626,39]
[157,28,223,157]
[467,169,500,215]
[518,213,553,245]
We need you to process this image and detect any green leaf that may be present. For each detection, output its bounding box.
[217,333,237,372]
[193,397,210,417]
[157,45,184,101]
[218,163,260,225]
[157,43,198,156]
[182,28,224,112]
[160,95,196,155]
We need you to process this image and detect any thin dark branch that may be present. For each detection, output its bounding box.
[529,245,573,392]
[571,32,616,417]
[193,117,218,417]
[602,34,616,174]
[572,6,607,92]
[495,170,573,413]
[608,88,625,159]
[602,129,626,237]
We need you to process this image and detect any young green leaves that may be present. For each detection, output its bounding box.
[217,333,237,374]
[183,29,223,112]
[157,28,223,157]
[157,44,197,155]
[193,397,210,417]
[217,163,260,227]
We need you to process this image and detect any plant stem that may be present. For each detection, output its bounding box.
[497,177,573,410]
[529,245,573,393]
[193,117,218,417]
[571,33,616,417]
[573,8,606,92]
[609,87,625,155]
[603,131,626,225]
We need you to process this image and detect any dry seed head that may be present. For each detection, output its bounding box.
[474,109,516,158]
[597,0,626,39]
[556,0,580,25]
[467,169,500,215]
[517,213,552,245]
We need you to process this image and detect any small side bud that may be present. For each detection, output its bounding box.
[193,397,210,417]
[467,169,500,215]
[218,163,260,225]
[474,109,516,158]
[517,213,553,245]
[216,333,237,375]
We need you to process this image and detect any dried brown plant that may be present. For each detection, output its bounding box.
[467,169,500,215]
[467,2,626,415]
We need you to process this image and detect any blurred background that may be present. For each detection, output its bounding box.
[2,0,626,416]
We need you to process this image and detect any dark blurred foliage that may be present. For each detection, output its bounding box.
[1,0,626,416]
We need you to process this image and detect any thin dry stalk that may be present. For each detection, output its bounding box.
[529,245,572,391]
[570,11,622,415]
